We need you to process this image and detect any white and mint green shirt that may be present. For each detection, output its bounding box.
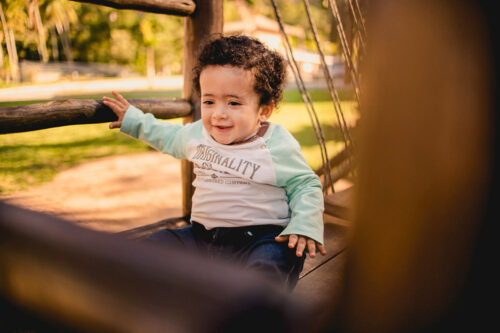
[121,106,324,244]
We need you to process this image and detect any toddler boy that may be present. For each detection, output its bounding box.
[103,35,325,289]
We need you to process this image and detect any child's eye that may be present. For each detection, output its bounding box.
[203,100,214,105]
[229,101,241,106]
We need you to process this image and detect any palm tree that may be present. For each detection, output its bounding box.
[0,2,20,82]
[26,0,49,62]
[0,31,5,79]
[44,0,77,62]
[139,18,156,79]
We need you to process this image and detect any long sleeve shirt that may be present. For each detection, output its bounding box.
[120,105,324,244]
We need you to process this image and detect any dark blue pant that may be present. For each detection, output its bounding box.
[146,222,305,290]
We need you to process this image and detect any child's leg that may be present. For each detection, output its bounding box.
[240,232,305,290]
[213,226,305,290]
[145,223,206,254]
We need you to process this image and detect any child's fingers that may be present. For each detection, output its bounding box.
[112,91,128,105]
[317,243,327,255]
[111,91,122,99]
[275,235,289,242]
[103,98,127,116]
[103,97,120,108]
[295,237,307,257]
[288,234,298,249]
[307,239,317,258]
[109,121,122,129]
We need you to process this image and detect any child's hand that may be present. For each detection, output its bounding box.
[102,91,130,129]
[275,234,327,258]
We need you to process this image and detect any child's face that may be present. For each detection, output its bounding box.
[200,65,273,145]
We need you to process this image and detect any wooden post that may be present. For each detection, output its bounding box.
[181,0,223,217]
[327,1,493,332]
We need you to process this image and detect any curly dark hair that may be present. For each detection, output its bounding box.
[192,35,287,106]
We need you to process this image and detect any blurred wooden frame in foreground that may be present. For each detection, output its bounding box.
[0,202,309,332]
[326,0,494,332]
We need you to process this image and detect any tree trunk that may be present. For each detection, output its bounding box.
[0,3,18,82]
[33,0,49,62]
[0,36,4,68]
[146,45,155,80]
[8,28,19,82]
[26,0,49,62]
[50,26,59,60]
[0,39,5,82]
[55,20,73,62]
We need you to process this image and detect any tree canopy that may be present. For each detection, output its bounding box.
[0,0,351,84]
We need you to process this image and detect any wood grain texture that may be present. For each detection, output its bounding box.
[181,0,223,216]
[71,0,195,16]
[0,98,192,133]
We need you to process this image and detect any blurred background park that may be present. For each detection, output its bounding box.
[0,0,359,230]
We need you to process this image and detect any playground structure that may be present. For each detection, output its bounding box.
[1,0,497,332]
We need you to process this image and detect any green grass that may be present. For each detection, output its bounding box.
[0,88,358,194]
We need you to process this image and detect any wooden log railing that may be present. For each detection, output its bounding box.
[0,98,192,134]
[71,0,196,16]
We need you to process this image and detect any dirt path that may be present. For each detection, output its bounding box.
[1,150,353,234]
[1,152,183,233]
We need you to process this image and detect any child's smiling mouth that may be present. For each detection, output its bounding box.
[214,125,232,131]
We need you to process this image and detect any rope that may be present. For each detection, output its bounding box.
[302,0,354,155]
[270,0,334,194]
[353,0,367,35]
[348,0,366,50]
[328,0,362,107]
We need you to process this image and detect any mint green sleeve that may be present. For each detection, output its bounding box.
[120,105,200,159]
[268,126,324,244]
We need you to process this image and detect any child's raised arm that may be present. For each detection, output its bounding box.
[102,91,130,129]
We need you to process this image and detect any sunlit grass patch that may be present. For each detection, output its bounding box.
[272,98,359,170]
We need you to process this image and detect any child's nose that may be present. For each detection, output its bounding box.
[213,105,228,119]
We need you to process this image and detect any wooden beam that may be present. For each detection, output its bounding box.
[0,98,192,134]
[324,187,354,220]
[181,0,223,217]
[0,202,307,332]
[329,1,493,332]
[314,146,353,177]
[70,0,196,16]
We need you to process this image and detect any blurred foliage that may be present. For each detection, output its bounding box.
[237,0,340,53]
[0,0,349,82]
[1,0,185,78]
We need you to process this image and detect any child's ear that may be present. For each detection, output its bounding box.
[259,102,275,121]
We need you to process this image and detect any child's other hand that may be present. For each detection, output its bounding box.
[275,234,326,258]
[102,91,130,129]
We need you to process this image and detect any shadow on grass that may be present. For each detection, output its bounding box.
[0,132,144,153]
